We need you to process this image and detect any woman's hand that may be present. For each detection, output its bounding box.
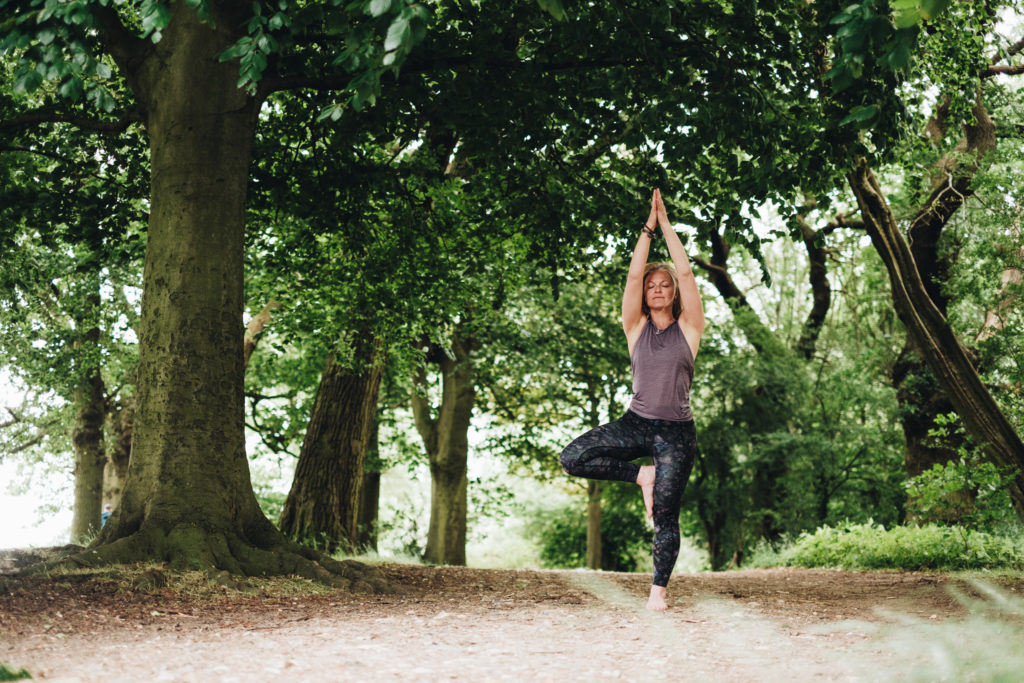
[645,191,658,230]
[654,188,671,230]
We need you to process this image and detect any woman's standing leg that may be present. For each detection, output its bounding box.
[646,421,698,610]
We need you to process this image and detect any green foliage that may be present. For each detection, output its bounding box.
[0,663,31,681]
[534,488,651,572]
[906,413,1016,534]
[684,234,907,569]
[764,522,1024,571]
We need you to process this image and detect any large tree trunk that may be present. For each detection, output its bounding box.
[67,5,386,588]
[70,360,106,543]
[279,344,384,552]
[411,332,476,566]
[848,161,1024,516]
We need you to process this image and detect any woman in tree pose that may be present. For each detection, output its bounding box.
[560,188,705,611]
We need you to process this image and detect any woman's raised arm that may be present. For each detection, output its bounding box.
[622,192,658,339]
[654,189,705,356]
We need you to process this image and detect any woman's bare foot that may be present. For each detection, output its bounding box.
[646,585,668,611]
[636,465,655,518]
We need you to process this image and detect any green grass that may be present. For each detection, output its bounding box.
[0,663,32,681]
[869,580,1024,682]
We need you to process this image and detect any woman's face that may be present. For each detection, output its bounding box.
[645,270,676,311]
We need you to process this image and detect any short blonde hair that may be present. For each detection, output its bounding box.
[641,262,682,319]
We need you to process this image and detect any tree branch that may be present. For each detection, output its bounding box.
[793,201,832,360]
[410,362,438,456]
[0,110,141,133]
[980,64,1024,79]
[243,300,281,369]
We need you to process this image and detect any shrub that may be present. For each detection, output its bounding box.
[761,522,1024,571]
[536,497,651,572]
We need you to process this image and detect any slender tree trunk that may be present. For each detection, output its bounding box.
[849,161,1024,516]
[103,395,133,512]
[411,332,476,566]
[582,386,603,569]
[357,417,382,552]
[585,480,602,569]
[279,344,384,552]
[70,363,106,543]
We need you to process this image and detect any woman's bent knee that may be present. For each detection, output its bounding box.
[559,448,580,475]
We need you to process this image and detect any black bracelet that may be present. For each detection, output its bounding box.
[642,225,656,238]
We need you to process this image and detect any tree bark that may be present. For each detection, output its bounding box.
[585,480,602,570]
[279,343,384,553]
[411,332,476,566]
[848,161,1024,516]
[357,416,382,552]
[70,360,106,543]
[103,395,133,512]
[794,209,832,360]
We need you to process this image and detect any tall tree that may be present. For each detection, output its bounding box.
[1,0,426,578]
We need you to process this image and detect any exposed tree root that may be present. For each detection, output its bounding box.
[23,525,392,593]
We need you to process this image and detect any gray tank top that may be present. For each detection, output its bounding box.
[628,318,694,421]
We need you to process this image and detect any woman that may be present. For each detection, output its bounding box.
[560,188,705,611]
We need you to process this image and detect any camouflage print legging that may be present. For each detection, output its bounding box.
[559,410,698,587]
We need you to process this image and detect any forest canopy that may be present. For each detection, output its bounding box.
[0,0,1022,575]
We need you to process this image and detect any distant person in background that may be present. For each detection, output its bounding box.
[101,504,113,528]
[560,188,705,611]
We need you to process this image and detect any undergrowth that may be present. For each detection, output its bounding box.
[746,522,1024,571]
[870,580,1024,681]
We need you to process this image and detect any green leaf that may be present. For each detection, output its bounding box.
[838,104,879,126]
[537,0,567,21]
[920,0,952,20]
[268,12,288,31]
[367,0,392,17]
[383,17,410,52]
[884,40,912,70]
[219,41,251,63]
[37,27,58,45]
[893,9,919,29]
[13,69,43,94]
[58,76,84,100]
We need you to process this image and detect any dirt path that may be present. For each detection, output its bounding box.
[1,563,1020,681]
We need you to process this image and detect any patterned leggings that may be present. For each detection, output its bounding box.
[559,410,698,587]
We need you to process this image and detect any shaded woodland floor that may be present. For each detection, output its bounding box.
[2,550,1023,681]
